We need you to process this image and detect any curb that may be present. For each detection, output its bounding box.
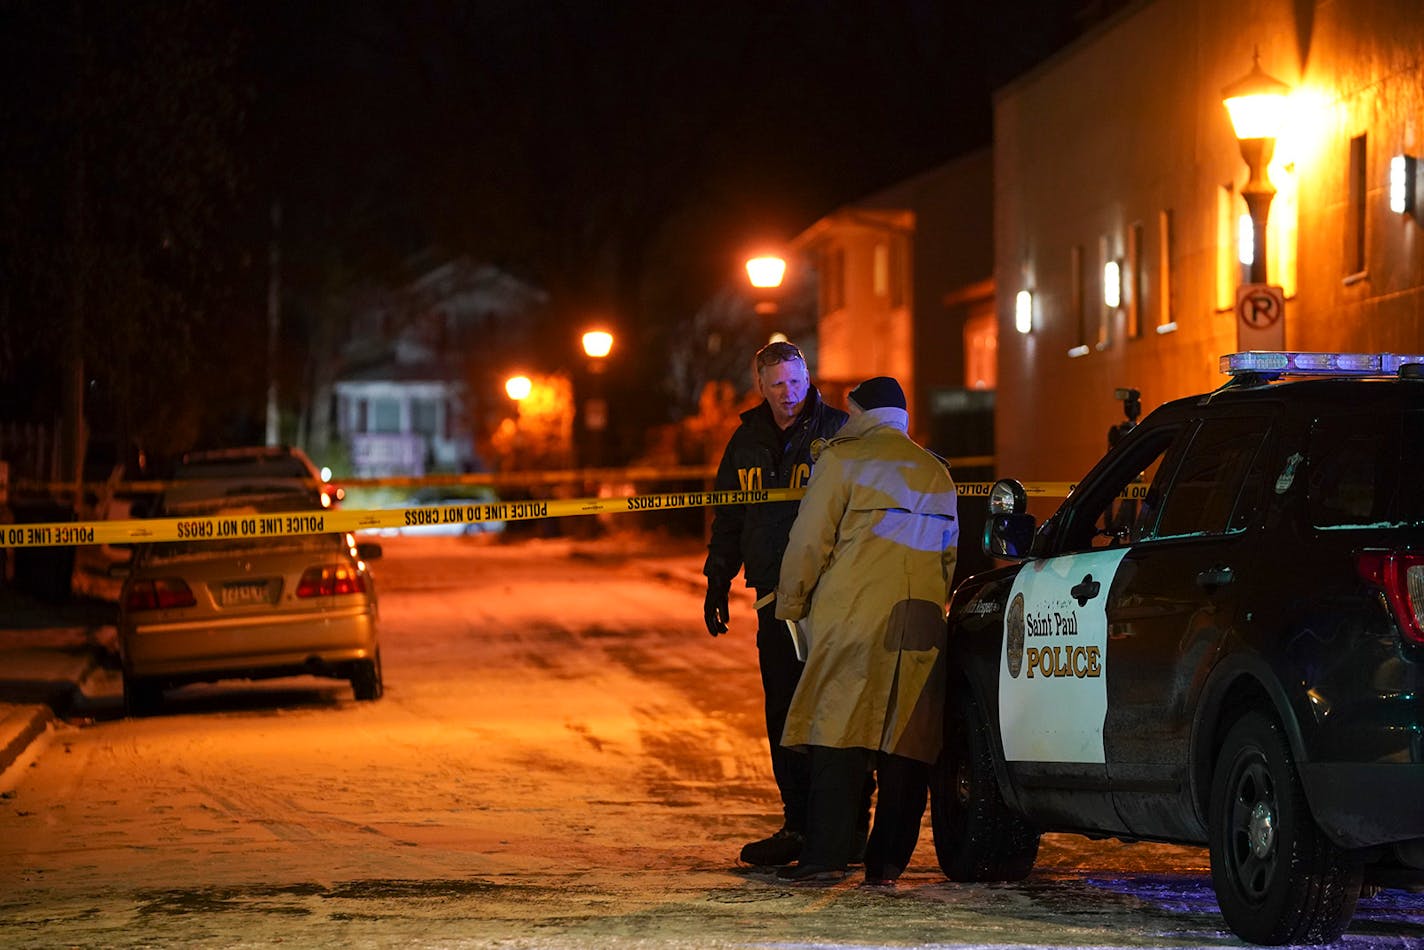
[0,703,54,780]
[0,628,113,779]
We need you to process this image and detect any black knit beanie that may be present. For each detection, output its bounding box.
[848,376,906,411]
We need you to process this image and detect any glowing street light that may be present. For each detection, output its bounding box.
[505,375,532,401]
[581,330,613,360]
[579,330,613,467]
[745,255,787,290]
[1222,51,1291,285]
[745,254,787,317]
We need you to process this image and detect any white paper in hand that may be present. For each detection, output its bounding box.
[784,619,807,662]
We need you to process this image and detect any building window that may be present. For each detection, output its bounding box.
[822,246,847,312]
[1126,221,1144,340]
[356,399,369,434]
[1157,209,1176,332]
[889,240,907,309]
[1097,236,1113,350]
[1067,245,1088,357]
[412,398,439,437]
[372,397,401,434]
[963,309,997,390]
[1272,163,1299,297]
[873,243,889,298]
[1217,184,1239,311]
[1346,133,1368,277]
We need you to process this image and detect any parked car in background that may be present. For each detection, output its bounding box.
[70,453,161,603]
[383,486,506,537]
[116,481,382,716]
[933,351,1424,945]
[165,445,341,512]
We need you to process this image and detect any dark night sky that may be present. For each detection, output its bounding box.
[0,1,1109,448]
[248,1,1098,325]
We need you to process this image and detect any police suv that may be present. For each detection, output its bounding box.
[932,352,1424,945]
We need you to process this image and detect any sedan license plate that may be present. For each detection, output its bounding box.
[221,580,272,606]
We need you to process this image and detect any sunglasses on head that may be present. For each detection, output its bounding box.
[754,341,804,368]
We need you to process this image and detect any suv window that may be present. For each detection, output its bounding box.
[1050,425,1182,553]
[1149,415,1271,539]
[1308,410,1424,527]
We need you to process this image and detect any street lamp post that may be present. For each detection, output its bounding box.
[580,330,613,469]
[745,255,787,317]
[503,375,531,471]
[1222,52,1291,287]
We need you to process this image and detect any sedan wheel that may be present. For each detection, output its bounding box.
[350,651,384,702]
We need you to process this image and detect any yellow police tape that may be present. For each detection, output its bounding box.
[2,481,1093,548]
[15,456,1002,497]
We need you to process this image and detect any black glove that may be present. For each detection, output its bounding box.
[703,577,731,636]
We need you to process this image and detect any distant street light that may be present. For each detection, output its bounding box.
[581,330,613,360]
[1222,51,1291,286]
[580,330,613,467]
[505,375,532,401]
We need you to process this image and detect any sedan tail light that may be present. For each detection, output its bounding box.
[295,564,366,598]
[125,578,197,611]
[1355,552,1424,646]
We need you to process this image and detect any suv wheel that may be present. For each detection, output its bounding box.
[1208,710,1363,944]
[350,651,383,702]
[931,689,1040,881]
[122,674,163,718]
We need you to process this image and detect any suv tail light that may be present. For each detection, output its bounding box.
[296,564,366,598]
[1356,552,1424,645]
[125,578,197,611]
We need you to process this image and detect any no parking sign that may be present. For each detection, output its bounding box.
[1236,283,1285,349]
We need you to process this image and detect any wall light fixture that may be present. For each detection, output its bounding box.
[1103,260,1122,309]
[1015,290,1033,334]
[1390,154,1417,215]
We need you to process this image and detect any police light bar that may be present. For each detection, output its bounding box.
[1221,351,1424,377]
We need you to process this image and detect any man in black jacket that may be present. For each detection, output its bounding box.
[704,340,848,866]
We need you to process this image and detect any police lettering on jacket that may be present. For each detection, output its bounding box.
[736,463,811,491]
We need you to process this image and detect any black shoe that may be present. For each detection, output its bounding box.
[739,828,804,866]
[776,862,847,885]
[863,862,901,887]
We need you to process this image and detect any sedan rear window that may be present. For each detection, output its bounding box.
[144,533,345,564]
[175,457,314,480]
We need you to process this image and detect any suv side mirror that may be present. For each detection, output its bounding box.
[356,542,384,561]
[983,479,1036,561]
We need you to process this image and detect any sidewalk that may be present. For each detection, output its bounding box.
[0,587,117,779]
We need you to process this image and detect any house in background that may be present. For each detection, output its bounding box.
[332,259,547,479]
[790,147,996,462]
[790,148,997,577]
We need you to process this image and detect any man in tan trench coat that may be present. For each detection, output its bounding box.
[773,376,958,884]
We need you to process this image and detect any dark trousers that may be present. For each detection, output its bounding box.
[802,745,928,877]
[755,590,809,832]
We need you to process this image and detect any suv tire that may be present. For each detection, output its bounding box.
[931,689,1040,881]
[1208,710,1363,944]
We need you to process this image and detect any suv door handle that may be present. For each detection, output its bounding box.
[1197,565,1234,590]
